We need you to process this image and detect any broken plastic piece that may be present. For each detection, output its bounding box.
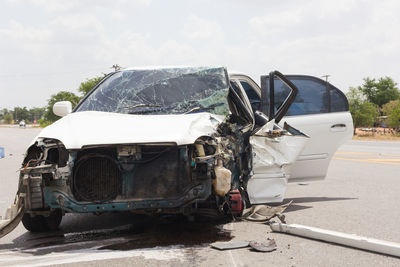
[270,223,400,258]
[249,239,277,252]
[211,241,249,250]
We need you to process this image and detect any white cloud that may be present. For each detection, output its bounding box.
[182,15,224,42]
[0,0,400,108]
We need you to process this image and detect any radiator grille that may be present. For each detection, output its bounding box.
[73,155,121,202]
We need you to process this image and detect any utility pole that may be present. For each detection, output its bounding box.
[322,75,331,112]
[111,64,122,72]
[321,74,330,83]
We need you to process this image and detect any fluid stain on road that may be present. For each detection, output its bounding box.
[98,216,233,251]
[22,215,233,254]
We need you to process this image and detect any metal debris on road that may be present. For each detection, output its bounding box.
[211,241,250,250]
[249,239,277,252]
[241,201,292,223]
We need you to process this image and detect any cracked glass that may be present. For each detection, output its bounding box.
[76,67,230,116]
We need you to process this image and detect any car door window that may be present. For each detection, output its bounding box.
[273,76,348,116]
[239,81,261,112]
[330,87,348,112]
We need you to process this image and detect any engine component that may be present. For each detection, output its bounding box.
[212,158,232,196]
[229,189,243,215]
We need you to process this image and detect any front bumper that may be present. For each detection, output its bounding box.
[44,183,211,213]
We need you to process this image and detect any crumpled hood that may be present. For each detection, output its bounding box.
[37,111,223,149]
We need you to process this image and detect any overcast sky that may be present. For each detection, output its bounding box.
[1,0,399,109]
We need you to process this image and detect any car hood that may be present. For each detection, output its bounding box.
[37,111,224,149]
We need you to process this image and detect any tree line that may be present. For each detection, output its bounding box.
[346,77,400,131]
[0,75,105,126]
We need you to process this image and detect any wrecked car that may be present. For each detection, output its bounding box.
[0,67,353,235]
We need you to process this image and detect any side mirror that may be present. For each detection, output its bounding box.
[53,101,72,117]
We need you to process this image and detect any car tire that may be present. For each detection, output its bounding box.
[22,209,63,232]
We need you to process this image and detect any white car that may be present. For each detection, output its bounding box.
[0,66,353,234]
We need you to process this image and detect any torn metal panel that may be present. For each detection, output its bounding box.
[247,121,309,204]
[270,223,400,258]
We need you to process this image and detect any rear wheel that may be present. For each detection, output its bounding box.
[22,209,63,232]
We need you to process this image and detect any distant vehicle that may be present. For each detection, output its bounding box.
[0,66,353,235]
[19,120,26,128]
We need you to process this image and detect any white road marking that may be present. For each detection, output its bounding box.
[0,246,186,267]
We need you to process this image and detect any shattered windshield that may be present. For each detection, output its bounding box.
[75,67,230,116]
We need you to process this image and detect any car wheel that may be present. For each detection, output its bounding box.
[22,209,63,232]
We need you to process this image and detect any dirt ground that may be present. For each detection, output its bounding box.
[354,127,400,141]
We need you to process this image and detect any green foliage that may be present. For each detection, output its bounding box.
[43,91,81,123]
[38,118,53,128]
[3,113,13,124]
[13,107,30,122]
[78,75,106,96]
[346,87,379,128]
[358,77,400,107]
[382,99,400,116]
[0,107,44,124]
[386,102,400,128]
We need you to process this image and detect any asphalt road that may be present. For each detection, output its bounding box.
[0,127,399,266]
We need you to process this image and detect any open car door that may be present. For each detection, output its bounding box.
[262,75,353,182]
[245,71,310,204]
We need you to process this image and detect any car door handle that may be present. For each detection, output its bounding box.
[330,123,346,132]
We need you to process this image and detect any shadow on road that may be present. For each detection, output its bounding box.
[283,196,357,213]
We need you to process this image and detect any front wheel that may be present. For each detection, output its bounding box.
[22,209,63,232]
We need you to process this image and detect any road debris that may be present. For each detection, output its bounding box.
[211,241,250,250]
[249,239,277,252]
[0,195,25,239]
[270,222,400,258]
[241,201,292,223]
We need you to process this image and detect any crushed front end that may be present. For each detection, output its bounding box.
[22,140,217,215]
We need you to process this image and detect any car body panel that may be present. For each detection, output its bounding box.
[36,111,224,148]
[281,112,354,182]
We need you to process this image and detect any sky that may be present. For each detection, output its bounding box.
[0,0,399,109]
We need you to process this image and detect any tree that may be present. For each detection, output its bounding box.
[385,101,400,129]
[13,107,30,122]
[358,77,400,107]
[3,113,13,124]
[43,91,81,123]
[382,99,400,116]
[346,87,379,131]
[28,107,45,123]
[78,75,106,96]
